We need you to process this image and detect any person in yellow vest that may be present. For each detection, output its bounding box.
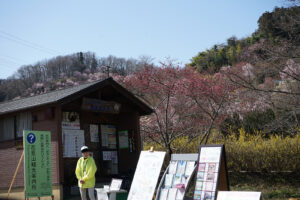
[75,146,97,200]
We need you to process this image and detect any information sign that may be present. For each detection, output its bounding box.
[24,130,52,198]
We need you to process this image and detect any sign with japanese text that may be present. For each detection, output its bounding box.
[82,98,121,114]
[24,130,52,198]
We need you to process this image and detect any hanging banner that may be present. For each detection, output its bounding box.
[24,130,52,198]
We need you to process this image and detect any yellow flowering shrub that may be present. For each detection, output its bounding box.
[144,129,300,172]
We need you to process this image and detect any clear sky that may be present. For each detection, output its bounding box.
[0,0,285,79]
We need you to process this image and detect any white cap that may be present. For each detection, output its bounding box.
[81,146,89,152]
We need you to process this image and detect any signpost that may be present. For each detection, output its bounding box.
[24,130,53,199]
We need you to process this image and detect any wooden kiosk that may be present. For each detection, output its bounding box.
[0,78,152,199]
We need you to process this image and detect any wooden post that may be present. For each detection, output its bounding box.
[7,151,24,198]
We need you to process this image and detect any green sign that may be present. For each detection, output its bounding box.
[24,130,52,198]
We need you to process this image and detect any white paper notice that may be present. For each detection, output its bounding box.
[168,161,177,174]
[217,191,261,200]
[185,161,195,176]
[110,179,122,191]
[62,129,85,158]
[176,161,186,174]
[102,151,112,160]
[127,151,166,200]
[164,174,173,188]
[101,125,116,147]
[159,189,168,200]
[199,147,222,163]
[90,124,99,142]
[167,188,177,200]
[176,189,185,200]
[172,174,182,186]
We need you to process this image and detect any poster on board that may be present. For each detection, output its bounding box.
[217,191,261,200]
[24,130,52,198]
[101,125,116,148]
[62,129,85,157]
[128,151,166,200]
[90,124,99,142]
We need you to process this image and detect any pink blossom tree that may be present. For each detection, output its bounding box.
[120,62,236,155]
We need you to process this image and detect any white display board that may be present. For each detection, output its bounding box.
[194,146,222,200]
[110,179,123,191]
[128,151,166,200]
[62,129,85,157]
[217,191,261,200]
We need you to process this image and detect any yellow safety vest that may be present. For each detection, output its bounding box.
[75,156,97,188]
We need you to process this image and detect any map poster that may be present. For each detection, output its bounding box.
[128,151,166,200]
[24,130,52,198]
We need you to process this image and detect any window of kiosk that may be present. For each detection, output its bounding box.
[100,124,119,176]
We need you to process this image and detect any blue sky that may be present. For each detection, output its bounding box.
[0,0,284,79]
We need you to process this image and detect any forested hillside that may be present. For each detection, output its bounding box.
[188,6,300,137]
[0,53,153,101]
[188,6,300,74]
